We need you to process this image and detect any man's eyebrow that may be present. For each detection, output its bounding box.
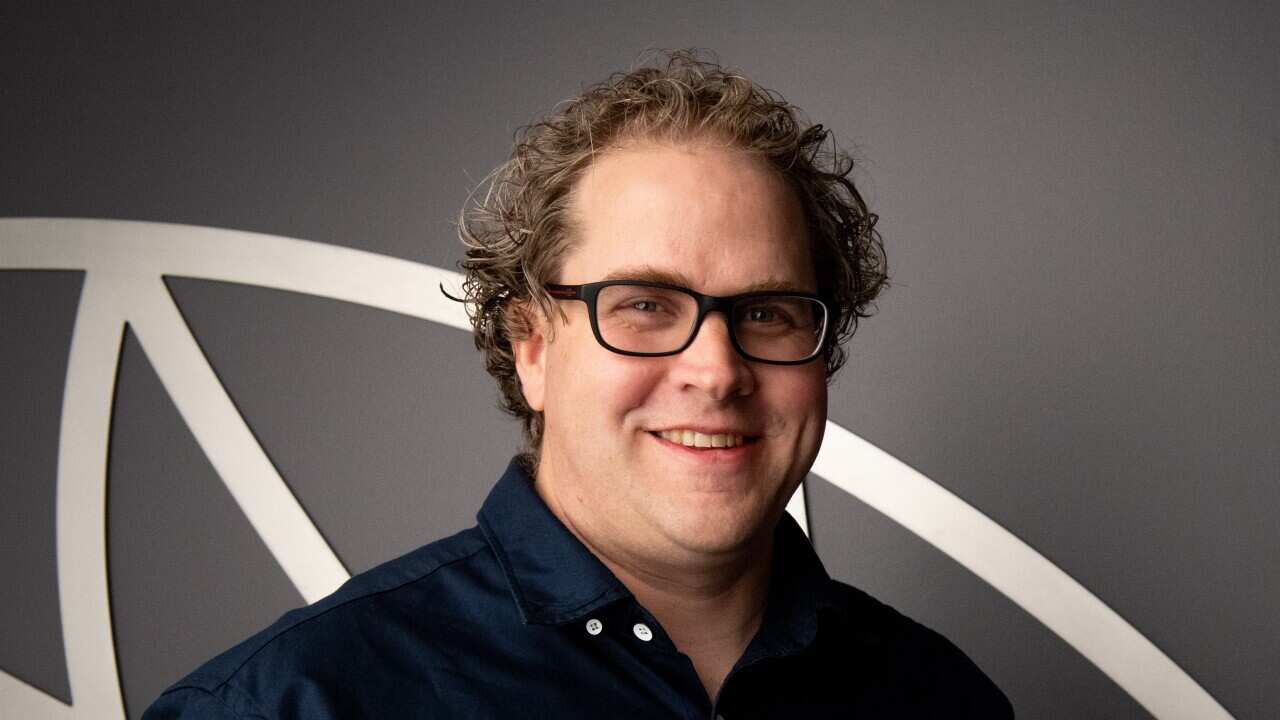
[601,265,809,293]
[602,265,695,287]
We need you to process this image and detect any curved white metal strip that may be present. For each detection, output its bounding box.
[56,273,128,719]
[811,423,1231,720]
[0,269,151,718]
[127,276,349,603]
[0,218,468,331]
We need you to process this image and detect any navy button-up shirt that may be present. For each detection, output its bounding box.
[144,458,1012,719]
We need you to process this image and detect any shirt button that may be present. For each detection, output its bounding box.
[585,618,603,636]
[632,623,653,642]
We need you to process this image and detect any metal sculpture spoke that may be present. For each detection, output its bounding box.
[129,276,348,602]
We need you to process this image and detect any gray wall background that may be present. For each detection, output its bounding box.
[2,2,1277,718]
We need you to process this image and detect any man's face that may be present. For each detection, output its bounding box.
[514,141,828,567]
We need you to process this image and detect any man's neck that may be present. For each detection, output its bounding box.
[594,537,774,702]
[535,473,774,700]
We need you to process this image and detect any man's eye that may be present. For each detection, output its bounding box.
[746,306,792,325]
[624,299,663,313]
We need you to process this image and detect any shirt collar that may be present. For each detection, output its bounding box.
[477,456,846,644]
[743,508,847,660]
[477,457,631,625]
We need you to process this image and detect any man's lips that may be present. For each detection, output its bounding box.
[648,429,762,449]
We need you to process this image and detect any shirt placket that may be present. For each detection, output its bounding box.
[620,602,715,720]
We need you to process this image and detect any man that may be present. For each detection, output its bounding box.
[145,52,1012,718]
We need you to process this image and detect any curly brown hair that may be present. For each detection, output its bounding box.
[456,50,887,468]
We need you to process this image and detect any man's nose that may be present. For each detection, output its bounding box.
[670,312,755,401]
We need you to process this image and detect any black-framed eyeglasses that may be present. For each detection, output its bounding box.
[545,280,831,365]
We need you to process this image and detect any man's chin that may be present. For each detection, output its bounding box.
[659,508,767,558]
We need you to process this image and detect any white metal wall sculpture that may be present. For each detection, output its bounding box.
[0,218,1231,719]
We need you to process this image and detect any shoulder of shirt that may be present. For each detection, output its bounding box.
[820,577,939,643]
[156,525,491,704]
[821,578,1015,717]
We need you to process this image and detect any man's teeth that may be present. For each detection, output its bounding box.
[657,430,746,448]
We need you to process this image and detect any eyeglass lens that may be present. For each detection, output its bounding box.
[595,284,825,362]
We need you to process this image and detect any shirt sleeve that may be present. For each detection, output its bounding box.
[141,686,263,720]
[919,631,1016,719]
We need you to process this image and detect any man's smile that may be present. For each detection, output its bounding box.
[651,429,758,448]
[647,429,761,466]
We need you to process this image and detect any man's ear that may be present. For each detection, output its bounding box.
[510,303,548,412]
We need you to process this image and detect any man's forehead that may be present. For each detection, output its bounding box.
[562,142,817,292]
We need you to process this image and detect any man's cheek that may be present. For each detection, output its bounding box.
[598,363,661,406]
